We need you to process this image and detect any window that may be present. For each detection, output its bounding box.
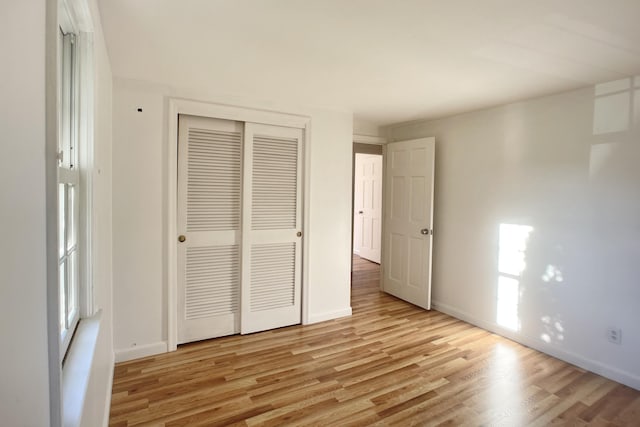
[58,25,80,357]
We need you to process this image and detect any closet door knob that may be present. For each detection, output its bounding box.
[296,231,302,237]
[178,235,186,242]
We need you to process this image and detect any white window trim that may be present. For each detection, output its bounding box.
[58,10,81,358]
[57,0,96,360]
[76,25,95,320]
[50,1,99,426]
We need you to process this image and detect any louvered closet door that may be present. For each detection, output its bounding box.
[241,123,303,334]
[177,115,242,344]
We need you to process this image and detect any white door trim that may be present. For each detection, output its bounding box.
[353,134,387,144]
[167,98,311,352]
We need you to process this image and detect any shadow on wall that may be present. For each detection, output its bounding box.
[495,76,640,347]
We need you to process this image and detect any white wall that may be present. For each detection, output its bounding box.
[112,80,165,357]
[0,1,114,424]
[388,81,640,389]
[353,118,383,137]
[0,1,52,425]
[306,109,354,323]
[112,78,353,359]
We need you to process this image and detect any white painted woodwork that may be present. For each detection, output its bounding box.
[241,123,303,334]
[382,137,435,310]
[177,115,303,342]
[353,154,382,263]
[177,115,242,343]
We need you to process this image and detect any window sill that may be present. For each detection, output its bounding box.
[62,310,102,427]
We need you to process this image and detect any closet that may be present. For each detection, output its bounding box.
[176,114,303,344]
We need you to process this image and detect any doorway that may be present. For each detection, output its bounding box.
[351,142,384,285]
[353,153,383,263]
[351,137,436,312]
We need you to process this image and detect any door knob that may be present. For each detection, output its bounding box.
[178,235,186,242]
[358,211,364,214]
[296,231,302,237]
[420,229,430,235]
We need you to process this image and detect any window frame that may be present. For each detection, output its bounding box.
[57,1,94,360]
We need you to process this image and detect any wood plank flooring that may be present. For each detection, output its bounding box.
[110,255,640,426]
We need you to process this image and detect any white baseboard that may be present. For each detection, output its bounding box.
[114,341,168,363]
[307,307,353,324]
[432,300,640,391]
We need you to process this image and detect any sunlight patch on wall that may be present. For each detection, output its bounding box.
[589,77,638,179]
[589,143,618,179]
[541,264,563,283]
[497,276,520,331]
[540,315,565,343]
[592,77,636,135]
[497,224,533,331]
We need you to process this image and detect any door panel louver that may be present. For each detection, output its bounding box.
[179,116,303,343]
[178,115,243,344]
[185,245,239,320]
[187,128,241,232]
[251,135,298,230]
[250,243,296,312]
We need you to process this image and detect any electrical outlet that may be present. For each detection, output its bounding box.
[607,327,622,345]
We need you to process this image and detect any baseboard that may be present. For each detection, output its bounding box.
[307,307,353,324]
[432,300,640,391]
[114,341,168,363]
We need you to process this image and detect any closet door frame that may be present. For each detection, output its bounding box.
[167,98,311,352]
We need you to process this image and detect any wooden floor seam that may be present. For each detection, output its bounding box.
[110,255,640,426]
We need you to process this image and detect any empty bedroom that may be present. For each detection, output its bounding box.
[2,0,640,426]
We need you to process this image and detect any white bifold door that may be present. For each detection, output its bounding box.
[177,115,303,344]
[382,137,435,310]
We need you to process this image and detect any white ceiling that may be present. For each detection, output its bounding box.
[98,0,640,126]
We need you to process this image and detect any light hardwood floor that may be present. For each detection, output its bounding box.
[110,255,640,426]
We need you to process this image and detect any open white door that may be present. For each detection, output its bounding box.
[382,137,435,309]
[241,123,303,334]
[177,115,242,343]
[353,154,383,263]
